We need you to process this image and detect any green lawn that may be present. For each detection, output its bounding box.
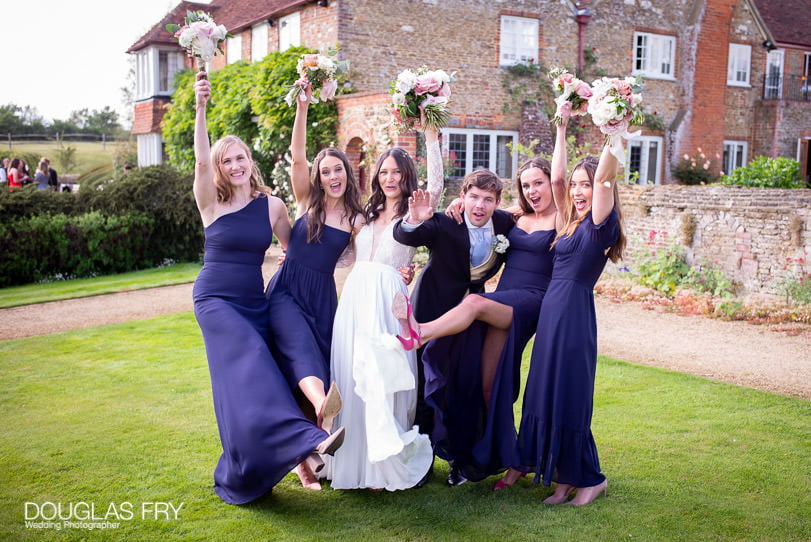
[1,313,808,540]
[3,140,119,174]
[0,263,201,308]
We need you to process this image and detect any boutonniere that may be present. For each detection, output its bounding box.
[492,234,510,254]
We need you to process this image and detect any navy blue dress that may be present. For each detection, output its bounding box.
[422,226,556,481]
[266,214,351,392]
[193,196,328,505]
[516,208,619,488]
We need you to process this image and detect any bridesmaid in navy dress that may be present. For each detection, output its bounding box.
[191,72,344,505]
[265,88,364,489]
[498,111,626,505]
[395,158,557,483]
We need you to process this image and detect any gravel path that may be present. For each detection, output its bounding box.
[2,263,808,400]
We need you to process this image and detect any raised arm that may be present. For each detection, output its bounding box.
[193,71,217,224]
[422,125,444,210]
[290,93,312,217]
[591,143,618,226]
[550,111,570,232]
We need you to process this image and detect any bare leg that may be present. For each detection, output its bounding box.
[298,376,327,417]
[481,325,508,407]
[419,295,513,343]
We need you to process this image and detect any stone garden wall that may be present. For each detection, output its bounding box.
[617,185,811,293]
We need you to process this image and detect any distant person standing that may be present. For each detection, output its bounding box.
[35,159,51,190]
[7,158,30,191]
[43,157,58,191]
[0,158,8,185]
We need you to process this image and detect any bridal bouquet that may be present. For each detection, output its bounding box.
[548,67,592,125]
[285,50,349,106]
[390,66,454,132]
[166,10,230,68]
[587,76,644,161]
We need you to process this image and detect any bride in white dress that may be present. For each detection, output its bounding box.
[326,126,443,490]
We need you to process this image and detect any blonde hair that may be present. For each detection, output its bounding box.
[210,135,270,202]
[38,159,50,176]
[553,156,626,262]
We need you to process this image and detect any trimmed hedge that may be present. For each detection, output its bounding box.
[0,164,203,286]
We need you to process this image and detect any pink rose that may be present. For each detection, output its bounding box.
[320,78,338,100]
[600,117,629,136]
[302,54,320,68]
[438,82,451,98]
[190,21,214,39]
[575,82,592,99]
[414,75,442,95]
[615,80,632,98]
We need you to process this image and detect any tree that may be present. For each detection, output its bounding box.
[0,104,25,134]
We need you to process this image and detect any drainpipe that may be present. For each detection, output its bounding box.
[576,8,591,75]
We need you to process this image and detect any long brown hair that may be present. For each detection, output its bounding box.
[306,148,364,243]
[553,156,626,262]
[515,157,552,215]
[210,135,270,202]
[365,147,418,223]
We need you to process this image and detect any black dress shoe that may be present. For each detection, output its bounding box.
[413,466,432,489]
[446,464,468,487]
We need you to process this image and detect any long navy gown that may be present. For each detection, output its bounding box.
[516,208,619,488]
[193,196,328,505]
[422,226,555,482]
[266,214,351,397]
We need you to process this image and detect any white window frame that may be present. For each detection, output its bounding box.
[764,49,784,99]
[802,53,811,94]
[226,34,243,64]
[727,43,751,87]
[442,129,519,180]
[251,22,269,62]
[723,140,747,175]
[633,32,675,80]
[279,12,301,51]
[134,47,184,100]
[625,135,663,185]
[499,15,539,66]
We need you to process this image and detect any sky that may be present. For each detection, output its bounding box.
[3,0,211,128]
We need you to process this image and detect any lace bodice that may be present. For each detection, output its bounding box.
[354,138,444,268]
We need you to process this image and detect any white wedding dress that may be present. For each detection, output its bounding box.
[325,141,443,490]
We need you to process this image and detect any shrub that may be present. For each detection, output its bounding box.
[720,156,802,188]
[779,271,811,306]
[0,211,153,287]
[632,231,734,298]
[672,147,721,185]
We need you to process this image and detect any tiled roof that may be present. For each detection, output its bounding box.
[127,0,312,53]
[751,0,811,48]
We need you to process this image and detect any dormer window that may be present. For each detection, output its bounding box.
[135,47,184,100]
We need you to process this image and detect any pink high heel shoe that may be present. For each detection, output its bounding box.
[392,292,422,351]
[543,483,574,504]
[317,381,342,433]
[493,469,526,491]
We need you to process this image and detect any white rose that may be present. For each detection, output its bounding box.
[391,92,406,106]
[631,93,642,105]
[396,70,417,93]
[317,55,335,72]
[212,24,227,41]
[432,69,451,84]
[178,27,196,48]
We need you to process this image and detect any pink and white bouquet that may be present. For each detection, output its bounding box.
[548,67,592,125]
[390,66,454,132]
[587,76,645,161]
[285,50,349,106]
[166,11,231,68]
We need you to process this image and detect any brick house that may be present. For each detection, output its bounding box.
[128,0,811,186]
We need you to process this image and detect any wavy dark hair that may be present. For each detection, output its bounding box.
[306,147,364,243]
[365,147,418,223]
[552,155,626,262]
[515,157,552,215]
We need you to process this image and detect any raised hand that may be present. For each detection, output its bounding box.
[195,71,211,109]
[407,189,434,223]
[444,197,464,224]
[555,100,572,125]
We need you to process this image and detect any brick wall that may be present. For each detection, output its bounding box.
[618,184,811,293]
